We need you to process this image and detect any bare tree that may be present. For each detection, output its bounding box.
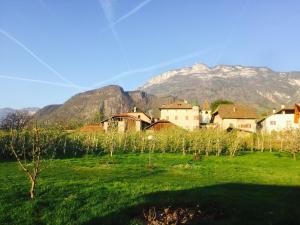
[9,128,57,199]
[1,111,32,131]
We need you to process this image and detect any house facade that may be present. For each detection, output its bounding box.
[159,101,200,131]
[211,104,258,132]
[258,105,300,133]
[101,109,151,132]
[200,101,212,124]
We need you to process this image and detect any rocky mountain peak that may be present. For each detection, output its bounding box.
[141,63,300,111]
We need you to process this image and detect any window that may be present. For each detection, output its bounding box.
[194,115,199,120]
[270,121,276,126]
[185,116,189,120]
[138,115,141,119]
[240,124,251,128]
[175,116,178,120]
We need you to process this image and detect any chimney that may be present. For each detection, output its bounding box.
[184,99,188,103]
[233,106,236,112]
[133,107,137,112]
[272,108,276,114]
[281,105,285,109]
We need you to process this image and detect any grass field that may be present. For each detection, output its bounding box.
[1,152,300,225]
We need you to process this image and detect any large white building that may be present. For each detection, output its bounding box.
[159,101,200,131]
[258,104,300,133]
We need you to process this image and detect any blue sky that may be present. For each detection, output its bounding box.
[1,0,300,108]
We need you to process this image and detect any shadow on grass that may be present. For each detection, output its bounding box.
[84,183,300,225]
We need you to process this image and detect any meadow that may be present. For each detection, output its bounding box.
[1,129,300,225]
[1,152,300,225]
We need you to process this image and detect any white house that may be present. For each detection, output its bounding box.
[258,105,300,133]
[159,101,200,130]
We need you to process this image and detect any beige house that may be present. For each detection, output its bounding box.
[211,104,258,132]
[159,101,200,130]
[101,108,151,132]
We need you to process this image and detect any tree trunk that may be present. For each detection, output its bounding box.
[29,176,36,199]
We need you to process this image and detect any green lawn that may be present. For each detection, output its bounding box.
[1,152,300,225]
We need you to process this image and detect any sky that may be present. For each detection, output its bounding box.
[1,0,300,109]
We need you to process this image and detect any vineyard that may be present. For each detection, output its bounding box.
[1,128,300,161]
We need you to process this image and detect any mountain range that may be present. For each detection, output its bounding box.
[33,85,178,125]
[140,63,300,111]
[7,63,300,125]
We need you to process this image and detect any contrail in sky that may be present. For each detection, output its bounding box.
[100,0,154,33]
[0,74,87,89]
[0,28,83,90]
[98,0,131,70]
[110,0,153,28]
[91,48,216,88]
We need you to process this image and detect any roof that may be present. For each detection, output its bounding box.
[213,104,257,119]
[144,120,176,130]
[126,111,152,120]
[101,114,141,123]
[160,102,193,110]
[101,112,152,124]
[275,108,295,115]
[258,106,295,123]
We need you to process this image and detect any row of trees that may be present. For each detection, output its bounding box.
[2,128,300,160]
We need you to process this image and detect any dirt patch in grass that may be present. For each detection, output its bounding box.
[136,202,225,225]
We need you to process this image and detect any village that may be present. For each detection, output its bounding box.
[100,101,300,134]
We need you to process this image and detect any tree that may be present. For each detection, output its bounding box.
[8,127,58,199]
[210,99,234,112]
[1,111,32,130]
